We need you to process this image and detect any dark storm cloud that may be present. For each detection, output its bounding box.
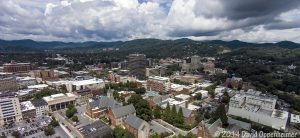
[209,0,300,20]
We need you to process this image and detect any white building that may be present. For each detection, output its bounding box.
[43,93,77,112]
[31,99,49,117]
[291,114,300,124]
[66,78,105,92]
[0,93,23,126]
[228,90,288,130]
[192,90,208,99]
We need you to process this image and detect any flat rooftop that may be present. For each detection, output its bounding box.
[28,84,48,89]
[79,121,113,138]
[21,101,36,111]
[149,76,169,81]
[72,78,104,86]
[43,93,76,102]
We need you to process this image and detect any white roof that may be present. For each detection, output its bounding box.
[17,89,35,96]
[198,82,213,88]
[16,77,36,81]
[291,114,300,123]
[28,84,48,89]
[149,76,169,81]
[186,104,201,110]
[171,83,184,89]
[72,78,104,86]
[175,94,190,100]
[43,93,76,102]
[21,101,36,111]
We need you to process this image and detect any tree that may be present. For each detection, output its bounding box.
[171,105,177,123]
[11,131,21,138]
[72,115,79,122]
[113,126,134,138]
[177,107,184,124]
[66,104,77,118]
[153,105,161,119]
[44,126,55,136]
[128,94,152,121]
[213,104,228,126]
[194,93,202,100]
[50,117,59,127]
[163,103,171,122]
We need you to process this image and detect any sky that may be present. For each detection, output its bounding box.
[1,0,300,43]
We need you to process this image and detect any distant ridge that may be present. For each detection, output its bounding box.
[0,38,299,53]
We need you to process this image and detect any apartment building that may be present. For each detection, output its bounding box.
[147,76,170,93]
[228,90,288,130]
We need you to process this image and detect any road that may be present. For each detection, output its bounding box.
[53,111,84,138]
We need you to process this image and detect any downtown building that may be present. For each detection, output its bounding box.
[0,77,18,92]
[228,89,289,131]
[0,93,23,126]
[3,61,36,73]
[147,76,171,93]
[43,93,77,112]
[128,54,147,79]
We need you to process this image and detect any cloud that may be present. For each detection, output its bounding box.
[0,0,300,42]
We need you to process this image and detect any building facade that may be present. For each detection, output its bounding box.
[31,70,59,82]
[3,61,36,73]
[31,99,49,117]
[147,76,170,93]
[43,93,77,112]
[0,93,23,126]
[228,90,288,130]
[20,101,36,120]
[0,77,17,92]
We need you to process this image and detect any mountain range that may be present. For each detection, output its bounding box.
[0,38,299,53]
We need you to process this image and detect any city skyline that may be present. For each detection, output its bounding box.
[1,0,300,43]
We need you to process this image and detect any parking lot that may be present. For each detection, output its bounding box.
[0,116,52,137]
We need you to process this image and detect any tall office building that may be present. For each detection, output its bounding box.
[128,54,147,79]
[0,93,23,126]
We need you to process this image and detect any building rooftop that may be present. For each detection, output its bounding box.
[175,94,190,101]
[125,114,148,129]
[31,98,48,107]
[79,120,113,138]
[271,109,289,120]
[16,77,36,81]
[111,104,136,118]
[72,78,104,86]
[43,93,76,102]
[28,84,48,89]
[149,76,170,81]
[88,96,122,109]
[21,101,36,111]
[16,89,36,96]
